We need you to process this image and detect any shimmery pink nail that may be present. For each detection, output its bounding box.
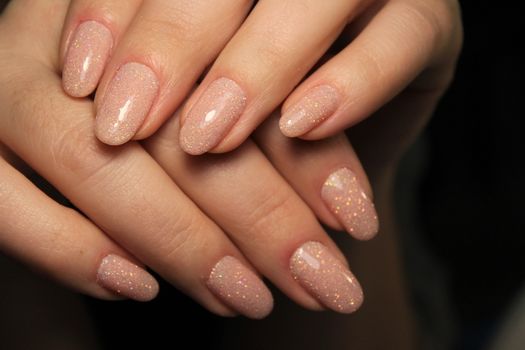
[280,85,340,137]
[97,254,159,302]
[62,21,113,98]
[290,241,363,313]
[207,256,273,319]
[95,62,159,145]
[322,168,379,240]
[180,78,246,155]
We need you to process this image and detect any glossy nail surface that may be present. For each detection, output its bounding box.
[322,168,379,240]
[207,256,273,319]
[95,62,159,145]
[280,85,340,137]
[97,254,159,302]
[63,21,113,97]
[290,241,363,313]
[180,78,246,155]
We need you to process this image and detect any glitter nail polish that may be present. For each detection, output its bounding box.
[207,256,273,319]
[322,167,379,240]
[290,241,363,313]
[180,78,246,155]
[62,21,113,97]
[95,62,159,145]
[97,254,159,302]
[279,85,340,137]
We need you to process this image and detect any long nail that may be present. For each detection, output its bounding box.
[62,21,113,97]
[207,256,273,319]
[322,168,379,240]
[95,62,159,145]
[280,85,340,137]
[97,254,159,302]
[180,78,246,155]
[290,241,363,313]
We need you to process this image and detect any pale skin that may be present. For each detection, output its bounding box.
[0,0,462,327]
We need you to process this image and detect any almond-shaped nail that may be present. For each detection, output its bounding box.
[97,254,159,302]
[62,21,113,97]
[322,168,379,240]
[180,78,246,155]
[280,85,340,137]
[207,256,273,319]
[290,241,363,313]
[95,62,159,145]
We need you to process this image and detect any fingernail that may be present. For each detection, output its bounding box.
[280,85,340,137]
[207,256,273,319]
[97,254,159,302]
[290,241,363,313]
[62,21,113,97]
[180,78,246,155]
[95,62,159,145]
[322,168,379,240]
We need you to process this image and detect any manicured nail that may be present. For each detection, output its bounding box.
[95,62,159,145]
[322,168,379,240]
[290,241,363,313]
[97,254,159,302]
[207,256,273,319]
[62,21,113,97]
[280,85,340,137]
[180,78,246,155]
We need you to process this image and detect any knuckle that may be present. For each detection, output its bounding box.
[253,37,291,69]
[48,118,114,185]
[402,0,457,50]
[241,187,296,239]
[151,211,204,262]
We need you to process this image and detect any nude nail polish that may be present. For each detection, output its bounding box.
[322,168,379,240]
[62,21,113,97]
[95,62,159,145]
[207,256,273,319]
[280,85,340,137]
[97,254,159,302]
[180,78,246,155]
[290,241,363,313]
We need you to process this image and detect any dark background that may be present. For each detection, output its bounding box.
[422,1,523,348]
[2,1,523,349]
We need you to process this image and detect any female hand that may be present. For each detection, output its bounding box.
[57,0,462,154]
[0,0,379,318]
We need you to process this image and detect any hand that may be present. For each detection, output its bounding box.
[0,0,379,318]
[57,0,461,156]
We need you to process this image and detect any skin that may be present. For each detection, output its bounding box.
[56,0,462,156]
[0,0,462,347]
[0,0,380,317]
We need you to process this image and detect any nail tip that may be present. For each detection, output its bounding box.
[207,256,273,320]
[279,120,301,138]
[180,78,246,155]
[95,62,158,147]
[94,125,129,146]
[290,241,364,315]
[97,254,160,302]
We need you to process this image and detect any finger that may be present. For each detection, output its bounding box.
[92,0,252,145]
[60,0,142,97]
[254,114,379,240]
[0,68,272,319]
[145,111,365,314]
[0,158,159,301]
[178,0,369,154]
[279,0,461,138]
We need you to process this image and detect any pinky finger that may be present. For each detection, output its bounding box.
[0,159,159,302]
